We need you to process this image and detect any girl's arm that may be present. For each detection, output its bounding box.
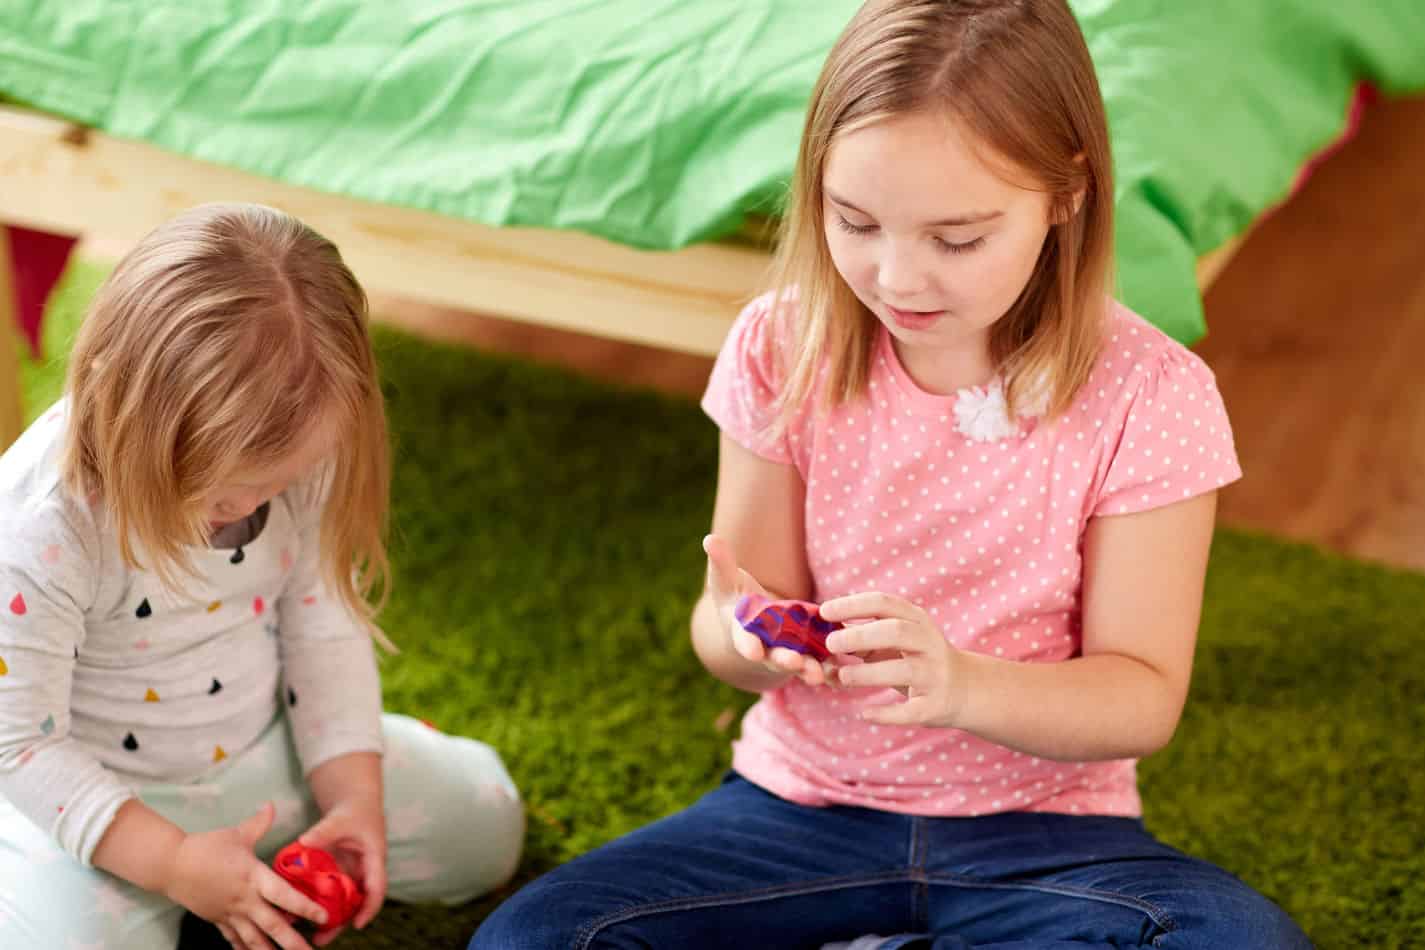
[90,799,185,889]
[93,798,330,947]
[956,491,1214,760]
[297,750,388,935]
[275,482,388,937]
[0,508,138,864]
[826,492,1216,761]
[275,481,384,778]
[691,434,816,693]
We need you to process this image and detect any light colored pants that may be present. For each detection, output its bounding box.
[0,713,524,948]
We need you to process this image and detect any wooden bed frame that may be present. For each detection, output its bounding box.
[0,104,1240,450]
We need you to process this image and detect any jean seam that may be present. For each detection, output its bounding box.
[922,871,1178,932]
[572,869,922,949]
[569,870,1180,948]
[910,817,929,931]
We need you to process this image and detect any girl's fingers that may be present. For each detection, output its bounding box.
[825,619,924,656]
[766,646,807,670]
[235,802,276,848]
[257,869,329,928]
[731,627,767,662]
[355,851,387,928]
[702,535,740,600]
[767,648,819,682]
[218,923,241,949]
[231,917,275,950]
[297,811,345,851]
[792,656,825,687]
[705,535,770,603]
[735,567,768,600]
[251,905,314,950]
[820,591,926,625]
[834,656,915,691]
[765,648,831,687]
[858,694,937,727]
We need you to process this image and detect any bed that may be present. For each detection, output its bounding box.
[3,0,1423,449]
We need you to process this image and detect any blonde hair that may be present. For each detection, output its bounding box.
[62,203,392,639]
[771,0,1113,421]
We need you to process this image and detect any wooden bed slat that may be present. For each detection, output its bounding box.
[0,104,1240,452]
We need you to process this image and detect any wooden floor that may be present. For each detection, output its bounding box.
[1197,94,1425,571]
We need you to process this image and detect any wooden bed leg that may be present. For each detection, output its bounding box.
[0,228,26,452]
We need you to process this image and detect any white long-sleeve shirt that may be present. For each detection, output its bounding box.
[0,404,384,864]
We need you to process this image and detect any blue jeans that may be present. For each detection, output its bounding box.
[471,773,1310,949]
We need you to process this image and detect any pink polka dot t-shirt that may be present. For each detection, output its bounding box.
[701,293,1241,818]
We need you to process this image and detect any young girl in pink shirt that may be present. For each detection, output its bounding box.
[474,1,1310,947]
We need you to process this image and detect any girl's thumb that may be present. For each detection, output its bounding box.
[298,818,333,849]
[703,534,739,598]
[239,802,275,845]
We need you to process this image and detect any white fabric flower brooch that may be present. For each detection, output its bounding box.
[953,378,1048,443]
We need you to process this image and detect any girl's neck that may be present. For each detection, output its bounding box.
[207,502,270,550]
[890,330,997,396]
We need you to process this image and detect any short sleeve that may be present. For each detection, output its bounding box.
[701,293,794,464]
[1093,348,1241,517]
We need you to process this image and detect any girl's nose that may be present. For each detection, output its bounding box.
[876,242,928,300]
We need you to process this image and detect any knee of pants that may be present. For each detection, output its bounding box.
[0,851,185,950]
[1178,906,1313,950]
[430,773,526,903]
[1161,882,1313,950]
[382,717,526,905]
[470,878,630,950]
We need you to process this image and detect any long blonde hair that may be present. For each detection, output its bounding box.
[772,0,1113,421]
[62,203,391,638]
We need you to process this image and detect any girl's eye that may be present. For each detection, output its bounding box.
[933,235,986,255]
[834,214,877,236]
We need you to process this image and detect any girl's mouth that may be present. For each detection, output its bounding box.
[885,304,945,331]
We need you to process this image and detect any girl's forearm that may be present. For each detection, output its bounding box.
[952,651,1185,762]
[306,750,384,813]
[91,798,187,895]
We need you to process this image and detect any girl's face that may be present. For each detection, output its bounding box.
[202,420,338,529]
[822,110,1056,359]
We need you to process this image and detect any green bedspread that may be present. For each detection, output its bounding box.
[1,0,1422,342]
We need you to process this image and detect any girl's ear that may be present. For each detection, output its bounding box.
[1052,153,1089,224]
[1051,189,1086,225]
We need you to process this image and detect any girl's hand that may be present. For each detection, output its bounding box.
[703,534,831,687]
[820,592,971,727]
[297,793,388,945]
[165,802,328,950]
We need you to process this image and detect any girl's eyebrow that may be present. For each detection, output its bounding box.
[825,190,1003,227]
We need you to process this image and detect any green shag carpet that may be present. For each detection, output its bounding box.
[16,263,1423,949]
